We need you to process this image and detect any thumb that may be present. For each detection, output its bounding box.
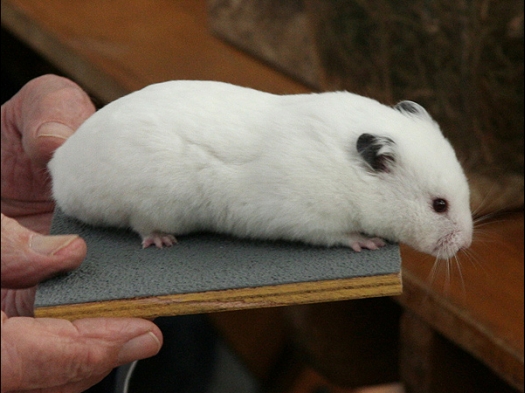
[1,214,86,289]
[15,75,96,167]
[1,312,163,392]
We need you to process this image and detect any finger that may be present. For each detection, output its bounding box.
[1,313,163,392]
[1,288,36,317]
[3,74,95,167]
[1,214,86,289]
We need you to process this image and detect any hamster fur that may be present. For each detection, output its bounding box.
[48,80,473,259]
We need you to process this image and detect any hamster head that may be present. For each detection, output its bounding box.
[355,101,473,260]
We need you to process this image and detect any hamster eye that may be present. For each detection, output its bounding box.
[433,198,448,213]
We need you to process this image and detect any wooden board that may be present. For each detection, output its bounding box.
[397,211,524,391]
[34,209,402,320]
[1,0,311,103]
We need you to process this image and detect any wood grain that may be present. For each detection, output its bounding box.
[400,311,520,393]
[34,273,401,320]
[1,0,310,103]
[397,211,524,391]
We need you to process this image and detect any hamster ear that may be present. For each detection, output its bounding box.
[394,100,433,122]
[356,133,396,173]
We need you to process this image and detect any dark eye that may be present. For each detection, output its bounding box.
[433,198,448,213]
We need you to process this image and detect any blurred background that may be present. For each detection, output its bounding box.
[2,1,523,392]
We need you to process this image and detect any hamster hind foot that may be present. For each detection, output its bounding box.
[141,232,178,249]
[347,234,386,252]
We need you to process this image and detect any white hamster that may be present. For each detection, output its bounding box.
[48,80,473,259]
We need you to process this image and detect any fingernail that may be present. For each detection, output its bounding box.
[118,332,162,365]
[30,234,79,256]
[37,122,74,140]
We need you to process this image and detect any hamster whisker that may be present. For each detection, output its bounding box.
[445,258,453,294]
[424,252,472,303]
[474,216,510,228]
[472,229,499,244]
[427,255,441,288]
[471,181,499,218]
[430,257,449,294]
[473,202,512,227]
[465,248,490,277]
[454,253,467,301]
[472,219,506,249]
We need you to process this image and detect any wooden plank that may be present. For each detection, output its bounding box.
[34,209,401,320]
[396,211,524,391]
[35,273,401,320]
[1,0,128,102]
[400,311,521,393]
[1,0,311,103]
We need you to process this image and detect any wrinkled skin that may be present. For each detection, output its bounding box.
[1,75,163,393]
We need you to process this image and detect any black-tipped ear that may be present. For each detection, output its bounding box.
[356,134,396,173]
[394,100,432,122]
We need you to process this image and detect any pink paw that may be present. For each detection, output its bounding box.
[348,235,386,252]
[141,232,178,249]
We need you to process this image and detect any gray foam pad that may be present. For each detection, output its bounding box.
[35,209,401,308]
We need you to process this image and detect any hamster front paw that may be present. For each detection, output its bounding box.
[141,232,178,248]
[347,233,386,252]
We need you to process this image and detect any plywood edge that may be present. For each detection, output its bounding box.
[35,273,401,320]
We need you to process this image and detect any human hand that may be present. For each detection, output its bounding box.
[1,214,163,393]
[1,74,96,315]
[1,309,162,393]
[1,75,163,392]
[1,74,95,234]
